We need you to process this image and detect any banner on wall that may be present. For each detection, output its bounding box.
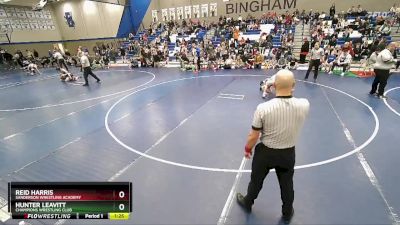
[169,8,176,21]
[184,6,191,19]
[177,7,183,20]
[162,8,168,21]
[0,21,11,31]
[29,20,39,30]
[34,11,44,19]
[210,3,217,17]
[16,11,27,18]
[192,5,200,18]
[5,8,17,18]
[46,19,54,25]
[201,4,208,18]
[25,10,35,18]
[64,12,75,28]
[151,10,158,22]
[20,20,31,30]
[0,8,6,18]
[39,24,47,30]
[10,19,21,30]
[43,10,51,19]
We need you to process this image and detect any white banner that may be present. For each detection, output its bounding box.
[184,6,191,19]
[210,3,217,17]
[176,7,184,20]
[192,5,200,18]
[34,11,44,19]
[17,11,27,18]
[201,4,208,18]
[151,10,158,22]
[169,8,176,21]
[25,10,35,18]
[0,8,6,18]
[30,21,39,30]
[161,8,168,21]
[5,8,17,18]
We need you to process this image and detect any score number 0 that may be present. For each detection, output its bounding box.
[119,191,125,211]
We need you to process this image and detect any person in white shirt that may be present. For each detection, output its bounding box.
[370,43,398,98]
[80,52,100,86]
[378,21,391,36]
[304,42,324,82]
[26,62,40,75]
[53,50,69,71]
[260,74,276,99]
[330,50,352,76]
[237,70,310,224]
[59,68,77,82]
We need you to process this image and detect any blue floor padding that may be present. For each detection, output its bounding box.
[0,68,400,225]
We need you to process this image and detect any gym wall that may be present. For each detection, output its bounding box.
[52,0,124,40]
[1,0,124,56]
[142,0,398,27]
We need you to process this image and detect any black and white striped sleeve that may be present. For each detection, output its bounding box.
[252,107,263,131]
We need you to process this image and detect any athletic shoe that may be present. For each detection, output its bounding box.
[328,71,333,75]
[97,80,101,83]
[341,72,345,76]
[378,95,387,99]
[236,193,251,213]
[82,84,89,86]
[313,78,317,83]
[282,208,294,224]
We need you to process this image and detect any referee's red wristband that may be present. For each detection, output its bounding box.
[245,146,252,153]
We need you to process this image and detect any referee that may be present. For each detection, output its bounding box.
[304,42,324,82]
[237,70,310,224]
[369,42,397,99]
[81,52,101,86]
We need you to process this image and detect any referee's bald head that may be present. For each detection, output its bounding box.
[275,69,295,92]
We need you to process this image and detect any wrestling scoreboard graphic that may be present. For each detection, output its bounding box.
[8,182,132,220]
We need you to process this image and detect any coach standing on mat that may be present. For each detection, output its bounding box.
[81,52,101,86]
[369,42,398,99]
[237,69,310,224]
[304,42,324,82]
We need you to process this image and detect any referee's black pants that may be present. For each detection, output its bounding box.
[245,143,295,215]
[304,59,320,80]
[370,69,390,96]
[83,67,100,85]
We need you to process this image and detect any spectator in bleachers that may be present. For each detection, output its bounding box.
[25,50,33,60]
[119,47,127,63]
[378,21,391,36]
[322,46,336,72]
[33,50,39,59]
[330,4,336,18]
[356,5,364,16]
[347,6,356,16]
[330,50,352,76]
[300,38,310,63]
